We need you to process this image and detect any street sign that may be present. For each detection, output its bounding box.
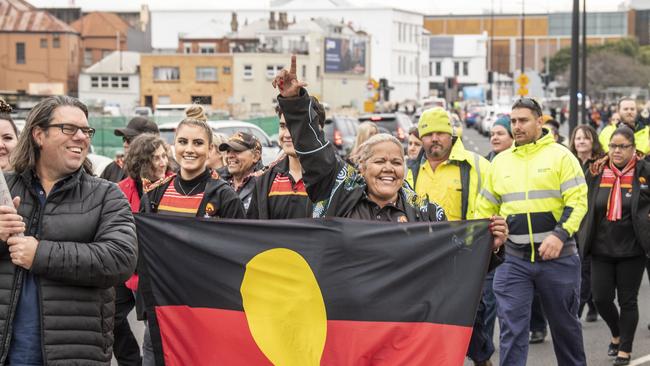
[517,73,529,85]
[517,87,529,96]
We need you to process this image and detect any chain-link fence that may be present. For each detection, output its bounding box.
[89,115,280,158]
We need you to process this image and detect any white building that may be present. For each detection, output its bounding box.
[425,34,488,100]
[78,51,141,116]
[231,18,369,116]
[150,0,428,102]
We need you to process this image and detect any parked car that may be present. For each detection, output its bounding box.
[464,104,485,128]
[358,113,413,148]
[480,106,510,137]
[159,120,281,166]
[323,116,359,158]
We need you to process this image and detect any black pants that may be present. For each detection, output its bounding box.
[113,283,142,366]
[591,255,646,353]
[578,254,596,317]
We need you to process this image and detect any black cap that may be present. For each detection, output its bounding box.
[218,132,262,153]
[114,117,159,139]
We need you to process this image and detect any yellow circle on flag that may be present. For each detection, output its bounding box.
[241,248,327,366]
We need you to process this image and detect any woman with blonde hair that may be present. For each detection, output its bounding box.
[348,121,378,165]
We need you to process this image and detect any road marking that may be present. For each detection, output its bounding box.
[629,353,650,365]
[474,147,479,152]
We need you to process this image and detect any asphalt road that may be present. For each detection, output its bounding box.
[116,125,650,365]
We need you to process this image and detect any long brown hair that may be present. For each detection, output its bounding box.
[568,125,604,160]
[11,96,92,174]
[123,133,168,180]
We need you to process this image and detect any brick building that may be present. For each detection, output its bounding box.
[0,0,81,95]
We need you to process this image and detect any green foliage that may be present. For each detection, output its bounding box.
[549,37,650,77]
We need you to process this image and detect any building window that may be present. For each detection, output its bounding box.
[91,76,99,88]
[436,61,442,76]
[183,43,192,54]
[462,61,469,76]
[397,22,402,42]
[243,65,253,79]
[266,65,283,79]
[16,43,25,64]
[101,76,109,88]
[158,95,171,105]
[192,96,212,105]
[83,50,93,66]
[121,76,129,88]
[316,65,321,78]
[40,38,47,48]
[222,66,231,74]
[302,65,306,78]
[196,67,218,81]
[199,45,216,54]
[428,61,432,77]
[52,35,60,48]
[111,76,119,88]
[153,67,180,81]
[453,61,459,76]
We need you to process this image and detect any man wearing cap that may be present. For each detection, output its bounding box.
[218,132,263,212]
[405,107,494,365]
[101,116,160,183]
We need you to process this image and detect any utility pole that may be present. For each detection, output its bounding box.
[569,0,580,136]
[581,0,587,124]
[490,0,495,104]
[520,0,525,75]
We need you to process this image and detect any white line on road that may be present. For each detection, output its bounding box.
[629,353,650,365]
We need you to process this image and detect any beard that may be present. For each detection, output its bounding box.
[426,144,450,159]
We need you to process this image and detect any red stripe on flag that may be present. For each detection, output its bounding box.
[155,305,473,365]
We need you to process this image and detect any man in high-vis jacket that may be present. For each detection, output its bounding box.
[476,98,588,366]
[599,97,649,154]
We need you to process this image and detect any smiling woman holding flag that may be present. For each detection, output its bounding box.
[272,55,507,245]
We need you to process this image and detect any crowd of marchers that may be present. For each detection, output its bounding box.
[0,55,648,366]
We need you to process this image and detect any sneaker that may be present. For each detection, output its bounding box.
[608,342,620,357]
[529,330,546,344]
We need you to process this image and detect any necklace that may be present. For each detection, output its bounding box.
[177,179,202,196]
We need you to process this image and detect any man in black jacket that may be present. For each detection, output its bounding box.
[248,103,324,219]
[0,96,137,365]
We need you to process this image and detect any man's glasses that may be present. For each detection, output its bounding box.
[513,98,543,117]
[47,123,96,138]
[608,143,634,151]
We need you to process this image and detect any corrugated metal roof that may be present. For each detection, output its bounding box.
[0,0,78,33]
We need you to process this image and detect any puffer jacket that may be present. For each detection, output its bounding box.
[0,168,138,365]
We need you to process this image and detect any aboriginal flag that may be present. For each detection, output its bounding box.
[136,215,493,366]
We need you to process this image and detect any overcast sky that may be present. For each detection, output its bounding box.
[30,0,626,14]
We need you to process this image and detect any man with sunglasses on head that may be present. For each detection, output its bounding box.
[477,97,588,366]
[101,116,160,183]
[0,96,137,365]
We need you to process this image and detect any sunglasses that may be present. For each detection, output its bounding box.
[513,98,543,117]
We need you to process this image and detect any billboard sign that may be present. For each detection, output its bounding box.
[324,37,366,74]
